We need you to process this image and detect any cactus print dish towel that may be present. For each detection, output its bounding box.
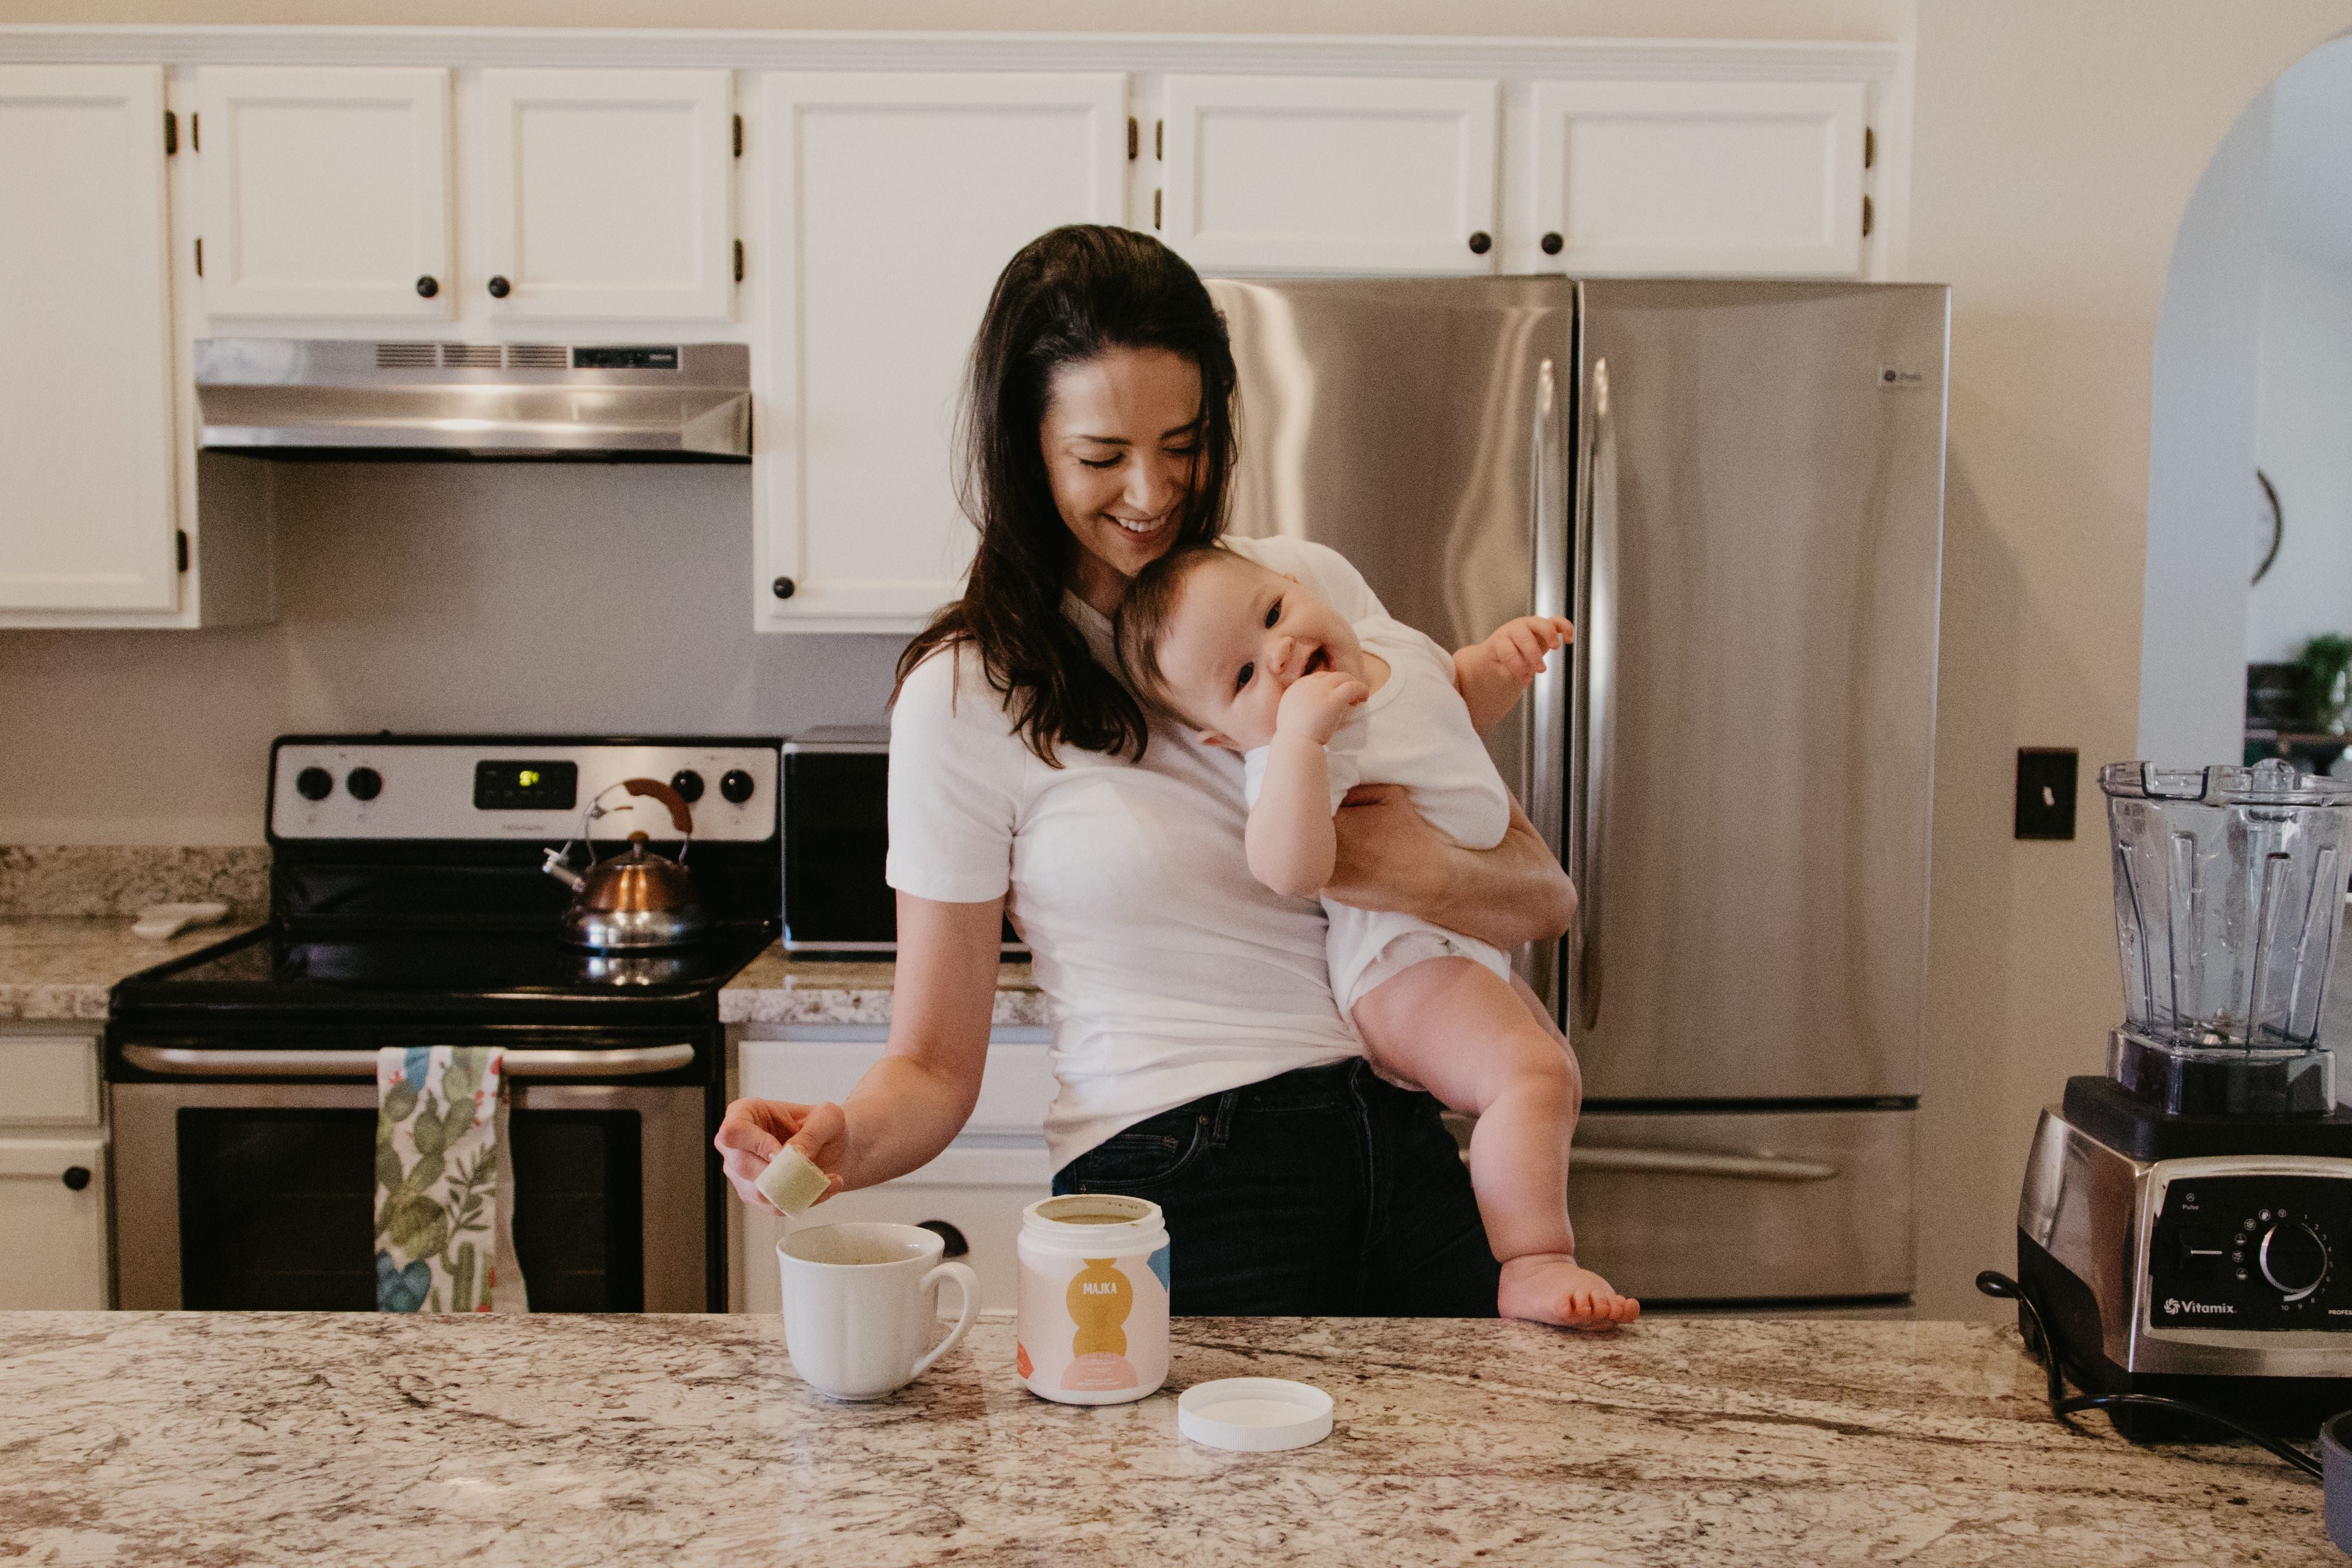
[374,1046,528,1313]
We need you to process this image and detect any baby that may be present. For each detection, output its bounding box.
[1116,545,1637,1329]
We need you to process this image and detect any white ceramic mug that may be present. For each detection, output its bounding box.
[777,1222,979,1401]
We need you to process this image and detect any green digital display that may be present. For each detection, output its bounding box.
[473,760,577,811]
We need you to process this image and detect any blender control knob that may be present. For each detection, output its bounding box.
[346,767,382,802]
[719,769,756,804]
[295,766,334,801]
[670,769,705,804]
[2259,1221,2328,1300]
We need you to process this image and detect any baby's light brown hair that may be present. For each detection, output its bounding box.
[1112,544,1250,730]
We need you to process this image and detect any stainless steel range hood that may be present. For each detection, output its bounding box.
[194,339,751,462]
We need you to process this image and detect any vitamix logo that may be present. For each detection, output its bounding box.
[2163,1297,2235,1317]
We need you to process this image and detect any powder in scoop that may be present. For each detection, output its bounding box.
[755,1144,831,1215]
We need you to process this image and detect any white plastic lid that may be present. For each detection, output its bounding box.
[1176,1378,1334,1452]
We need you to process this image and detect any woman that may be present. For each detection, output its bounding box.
[716,225,1576,1313]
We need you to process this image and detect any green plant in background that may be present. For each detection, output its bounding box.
[2300,634,2352,733]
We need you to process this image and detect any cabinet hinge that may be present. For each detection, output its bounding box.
[191,112,199,152]
[733,113,742,157]
[175,530,189,574]
[1861,195,1874,238]
[1864,126,1875,170]
[1126,117,1137,160]
[733,239,744,283]
[193,237,203,277]
[1153,189,1161,230]
[163,110,177,155]
[1155,119,1163,160]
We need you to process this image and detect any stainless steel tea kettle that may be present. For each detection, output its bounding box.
[541,777,704,950]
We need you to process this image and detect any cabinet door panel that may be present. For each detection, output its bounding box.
[0,1137,110,1309]
[1163,75,1498,274]
[0,65,178,613]
[198,66,451,318]
[1532,80,1866,277]
[760,73,1126,629]
[478,69,733,320]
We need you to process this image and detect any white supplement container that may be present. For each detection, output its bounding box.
[1015,1194,1170,1405]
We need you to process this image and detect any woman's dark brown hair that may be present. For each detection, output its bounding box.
[893,224,1238,764]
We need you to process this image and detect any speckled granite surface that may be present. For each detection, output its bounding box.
[723,947,1044,1027]
[0,918,261,1022]
[0,1313,2322,1566]
[0,845,269,920]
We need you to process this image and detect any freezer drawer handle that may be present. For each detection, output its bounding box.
[1458,1142,1837,1182]
[119,1044,697,1079]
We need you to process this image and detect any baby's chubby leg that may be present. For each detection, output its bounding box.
[1352,956,1639,1329]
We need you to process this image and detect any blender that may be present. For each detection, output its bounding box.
[2015,759,2352,1437]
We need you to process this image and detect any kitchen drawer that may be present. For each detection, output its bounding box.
[1543,1105,1915,1304]
[0,1032,102,1128]
[0,1135,110,1308]
[741,1173,1048,1321]
[737,1027,1055,1139]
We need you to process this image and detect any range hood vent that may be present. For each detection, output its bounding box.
[196,339,752,462]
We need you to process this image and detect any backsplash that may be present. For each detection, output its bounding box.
[0,846,271,920]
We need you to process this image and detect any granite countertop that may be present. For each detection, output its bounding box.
[0,1313,2324,1565]
[721,945,1043,1027]
[0,917,261,1023]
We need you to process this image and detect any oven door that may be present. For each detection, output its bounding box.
[112,1071,707,1312]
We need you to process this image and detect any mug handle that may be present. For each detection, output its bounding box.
[910,1261,980,1379]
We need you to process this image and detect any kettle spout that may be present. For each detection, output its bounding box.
[541,847,587,892]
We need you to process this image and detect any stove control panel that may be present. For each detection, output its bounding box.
[269,738,779,842]
[2146,1170,2352,1333]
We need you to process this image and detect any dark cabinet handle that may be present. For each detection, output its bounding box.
[415,274,439,298]
[916,1220,969,1258]
[61,1166,91,1191]
[487,275,511,299]
[771,577,796,600]
[1540,232,1563,256]
[1467,231,1492,255]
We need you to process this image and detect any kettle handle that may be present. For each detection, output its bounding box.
[620,777,695,838]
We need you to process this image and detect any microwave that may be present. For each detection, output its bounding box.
[781,729,1023,956]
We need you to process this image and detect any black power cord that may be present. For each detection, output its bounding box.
[1975,1269,2322,1478]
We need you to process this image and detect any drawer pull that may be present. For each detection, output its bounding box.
[916,1220,970,1258]
[61,1166,92,1191]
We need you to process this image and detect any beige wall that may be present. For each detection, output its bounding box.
[7,0,2352,1317]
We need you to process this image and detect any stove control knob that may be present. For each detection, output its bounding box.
[720,768,756,805]
[346,766,383,803]
[670,769,706,804]
[295,766,334,801]
[2259,1221,2328,1301]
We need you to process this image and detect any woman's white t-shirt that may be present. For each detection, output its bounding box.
[885,536,1379,1172]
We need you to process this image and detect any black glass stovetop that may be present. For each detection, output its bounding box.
[112,920,777,1031]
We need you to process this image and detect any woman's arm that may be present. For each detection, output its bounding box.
[1323,787,1576,950]
[714,891,1001,1209]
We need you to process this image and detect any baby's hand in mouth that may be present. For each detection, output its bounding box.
[1276,670,1370,745]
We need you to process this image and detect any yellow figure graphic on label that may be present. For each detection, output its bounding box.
[1061,1258,1141,1392]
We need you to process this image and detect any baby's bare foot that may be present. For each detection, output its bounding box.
[1498,1253,1641,1329]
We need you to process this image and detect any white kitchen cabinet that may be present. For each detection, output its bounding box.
[756,72,1127,630]
[1529,80,1868,278]
[733,1027,1055,1315]
[0,66,181,616]
[474,69,735,321]
[0,1028,109,1309]
[1160,74,1499,275]
[196,66,452,319]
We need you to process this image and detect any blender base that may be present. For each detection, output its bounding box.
[2017,1231,2352,1440]
[2063,1075,2352,1161]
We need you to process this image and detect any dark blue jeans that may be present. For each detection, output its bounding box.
[1052,1058,1500,1316]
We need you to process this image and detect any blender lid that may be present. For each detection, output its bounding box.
[2099,759,2352,807]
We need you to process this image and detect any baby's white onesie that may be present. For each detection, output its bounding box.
[1242,613,1514,1017]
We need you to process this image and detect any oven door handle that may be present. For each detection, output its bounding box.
[118,1044,698,1079]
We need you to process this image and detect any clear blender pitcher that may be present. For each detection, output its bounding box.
[2104,759,2352,1115]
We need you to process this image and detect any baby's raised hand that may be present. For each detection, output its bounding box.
[1480,616,1575,685]
[1276,669,1369,744]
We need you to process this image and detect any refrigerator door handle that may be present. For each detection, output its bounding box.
[1570,1146,1840,1182]
[1570,357,1618,1033]
[1526,355,1569,1010]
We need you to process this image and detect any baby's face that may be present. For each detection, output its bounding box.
[1153,555,1365,751]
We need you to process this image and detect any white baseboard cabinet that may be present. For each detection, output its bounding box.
[0,1029,111,1309]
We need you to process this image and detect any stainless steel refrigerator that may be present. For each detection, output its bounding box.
[1210,278,1949,1307]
